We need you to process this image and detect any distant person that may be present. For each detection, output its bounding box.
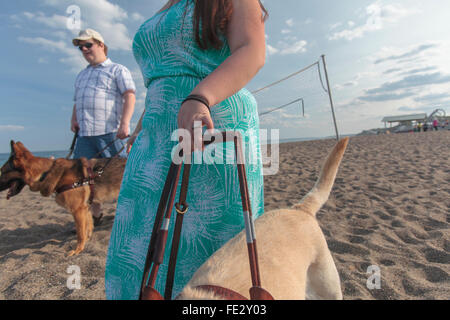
[417,122,422,132]
[71,29,136,159]
[433,119,439,131]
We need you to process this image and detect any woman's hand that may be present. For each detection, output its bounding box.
[177,100,214,151]
[126,134,138,154]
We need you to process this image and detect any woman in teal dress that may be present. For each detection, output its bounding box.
[105,0,268,299]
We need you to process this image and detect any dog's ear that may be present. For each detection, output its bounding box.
[11,141,32,159]
[10,140,16,157]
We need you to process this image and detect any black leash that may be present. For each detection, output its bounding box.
[65,130,79,159]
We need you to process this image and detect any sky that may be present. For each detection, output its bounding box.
[1,0,449,153]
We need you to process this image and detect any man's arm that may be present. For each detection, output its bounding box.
[71,104,79,133]
[117,90,136,139]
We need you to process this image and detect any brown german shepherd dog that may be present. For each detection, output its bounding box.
[0,141,126,256]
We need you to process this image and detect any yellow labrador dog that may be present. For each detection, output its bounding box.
[178,138,348,300]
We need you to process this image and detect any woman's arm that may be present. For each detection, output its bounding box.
[177,0,266,140]
[126,110,145,153]
[191,0,266,106]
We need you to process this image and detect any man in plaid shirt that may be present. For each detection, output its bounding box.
[71,29,136,159]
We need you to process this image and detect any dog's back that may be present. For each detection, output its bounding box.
[178,138,349,300]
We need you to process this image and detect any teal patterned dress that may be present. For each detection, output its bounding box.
[105,0,264,300]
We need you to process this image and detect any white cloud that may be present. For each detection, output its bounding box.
[14,0,135,72]
[24,11,68,29]
[131,12,145,22]
[18,37,85,72]
[267,33,308,56]
[329,1,419,41]
[266,44,279,56]
[285,18,294,27]
[279,40,307,55]
[0,125,25,132]
[43,0,132,50]
[330,22,342,30]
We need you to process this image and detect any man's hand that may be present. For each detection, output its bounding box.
[117,123,130,140]
[71,118,80,133]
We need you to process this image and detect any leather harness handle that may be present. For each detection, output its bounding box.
[139,162,181,299]
[140,131,270,300]
[165,163,191,300]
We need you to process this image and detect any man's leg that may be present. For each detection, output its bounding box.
[94,132,127,158]
[73,136,98,159]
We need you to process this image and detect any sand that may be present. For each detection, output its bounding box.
[0,130,449,300]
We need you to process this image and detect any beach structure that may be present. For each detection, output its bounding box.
[381,113,427,128]
[381,109,449,133]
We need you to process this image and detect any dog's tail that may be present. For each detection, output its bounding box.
[292,137,349,217]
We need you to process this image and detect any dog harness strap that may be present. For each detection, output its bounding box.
[54,164,98,204]
[87,166,96,205]
[55,184,75,194]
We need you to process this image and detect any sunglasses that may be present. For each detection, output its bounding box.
[78,42,94,51]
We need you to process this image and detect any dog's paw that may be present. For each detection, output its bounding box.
[67,246,84,257]
[67,250,77,257]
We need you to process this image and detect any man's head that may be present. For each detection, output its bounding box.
[72,29,108,66]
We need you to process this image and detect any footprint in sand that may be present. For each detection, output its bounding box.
[424,247,450,264]
[424,218,448,230]
[373,210,392,221]
[384,206,400,217]
[352,227,374,236]
[394,230,421,245]
[379,259,396,266]
[327,239,370,255]
[348,235,365,244]
[422,266,449,283]
[402,278,428,297]
[391,220,405,228]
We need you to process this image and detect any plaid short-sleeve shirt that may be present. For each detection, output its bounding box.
[74,58,136,137]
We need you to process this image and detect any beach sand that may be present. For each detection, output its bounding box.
[0,131,449,300]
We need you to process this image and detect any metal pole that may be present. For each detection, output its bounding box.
[321,55,340,141]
